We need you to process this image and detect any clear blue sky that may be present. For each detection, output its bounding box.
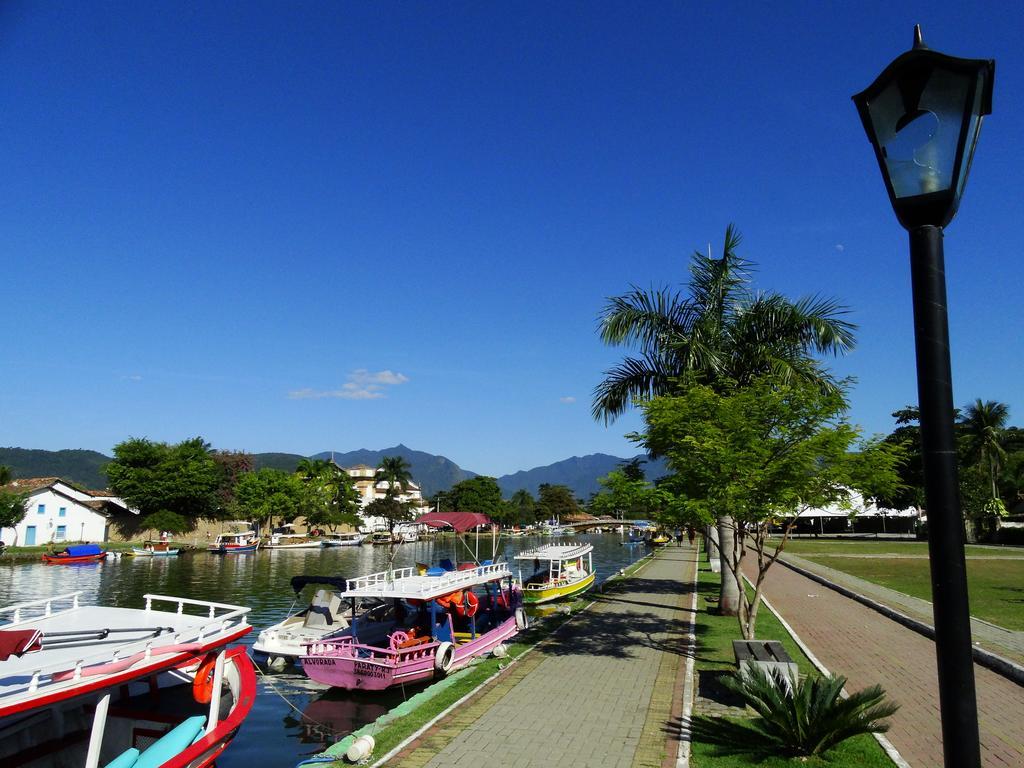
[2,2,1021,477]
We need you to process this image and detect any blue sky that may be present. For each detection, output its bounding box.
[2,2,1021,478]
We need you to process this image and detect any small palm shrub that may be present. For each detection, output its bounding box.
[690,665,899,759]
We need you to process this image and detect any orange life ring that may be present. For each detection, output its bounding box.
[192,652,218,704]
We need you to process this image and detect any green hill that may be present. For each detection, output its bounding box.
[0,447,112,490]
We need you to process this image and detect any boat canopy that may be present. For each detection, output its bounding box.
[66,544,103,556]
[343,562,512,600]
[290,575,348,594]
[514,543,593,562]
[415,511,492,532]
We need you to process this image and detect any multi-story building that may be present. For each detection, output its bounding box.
[331,463,430,532]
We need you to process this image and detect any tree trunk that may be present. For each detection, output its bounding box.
[706,523,720,562]
[717,515,740,616]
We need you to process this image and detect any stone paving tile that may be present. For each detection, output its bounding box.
[751,560,1024,767]
[389,547,696,768]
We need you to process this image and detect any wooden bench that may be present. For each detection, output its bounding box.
[732,639,799,688]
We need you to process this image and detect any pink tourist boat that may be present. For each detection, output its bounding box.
[301,512,527,692]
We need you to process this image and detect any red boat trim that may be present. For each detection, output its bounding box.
[158,646,257,768]
[0,626,250,719]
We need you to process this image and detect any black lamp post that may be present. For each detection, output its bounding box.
[853,26,993,768]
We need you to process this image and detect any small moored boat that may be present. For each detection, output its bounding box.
[321,532,365,547]
[41,543,108,564]
[208,530,259,554]
[128,539,180,557]
[515,542,596,604]
[254,576,392,669]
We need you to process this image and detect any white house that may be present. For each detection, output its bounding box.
[0,477,135,546]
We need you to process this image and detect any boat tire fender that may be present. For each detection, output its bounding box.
[514,607,529,631]
[435,641,455,672]
[193,652,219,704]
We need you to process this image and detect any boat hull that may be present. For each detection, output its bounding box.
[208,544,258,554]
[301,616,519,691]
[41,552,107,564]
[129,548,180,557]
[523,570,596,604]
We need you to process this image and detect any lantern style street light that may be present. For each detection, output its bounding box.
[853,26,993,768]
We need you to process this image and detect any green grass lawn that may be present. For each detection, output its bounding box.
[691,564,895,767]
[803,555,1024,632]
[776,538,1004,558]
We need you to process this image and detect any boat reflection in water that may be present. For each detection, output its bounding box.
[287,688,400,745]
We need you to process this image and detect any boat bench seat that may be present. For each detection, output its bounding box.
[732,640,798,688]
[102,715,207,768]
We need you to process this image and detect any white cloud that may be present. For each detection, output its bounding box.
[121,375,143,382]
[288,369,409,400]
[835,243,845,253]
[560,396,576,404]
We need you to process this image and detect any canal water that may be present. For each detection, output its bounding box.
[0,532,649,766]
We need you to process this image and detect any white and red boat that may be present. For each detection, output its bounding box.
[300,512,526,692]
[0,591,255,768]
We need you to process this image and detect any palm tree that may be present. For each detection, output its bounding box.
[376,456,413,499]
[593,225,856,614]
[960,399,1010,501]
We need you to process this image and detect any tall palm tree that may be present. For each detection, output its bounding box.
[960,399,1010,501]
[593,225,856,614]
[376,456,413,499]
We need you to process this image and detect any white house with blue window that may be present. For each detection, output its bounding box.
[0,477,135,546]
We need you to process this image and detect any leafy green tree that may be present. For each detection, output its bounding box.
[211,450,254,517]
[232,468,307,532]
[376,456,413,498]
[105,437,222,532]
[448,476,503,519]
[428,490,455,513]
[536,484,580,522]
[0,466,12,486]
[506,489,536,527]
[364,496,413,536]
[618,458,646,482]
[303,466,362,531]
[589,469,659,522]
[0,490,28,545]
[593,226,855,615]
[635,376,901,639]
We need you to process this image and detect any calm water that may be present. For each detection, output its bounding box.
[0,533,647,766]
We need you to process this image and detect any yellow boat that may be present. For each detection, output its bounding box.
[514,543,596,604]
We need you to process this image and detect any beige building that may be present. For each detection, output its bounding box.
[331,463,430,531]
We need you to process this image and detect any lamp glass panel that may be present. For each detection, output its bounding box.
[955,79,985,201]
[869,67,971,198]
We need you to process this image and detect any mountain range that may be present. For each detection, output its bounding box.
[0,444,666,499]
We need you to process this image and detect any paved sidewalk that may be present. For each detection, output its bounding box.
[781,552,1024,663]
[752,560,1024,767]
[389,546,697,768]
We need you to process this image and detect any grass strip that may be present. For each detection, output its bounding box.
[689,561,895,767]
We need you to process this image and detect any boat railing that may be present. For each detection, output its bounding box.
[345,563,512,596]
[514,542,592,561]
[0,591,82,628]
[346,567,418,591]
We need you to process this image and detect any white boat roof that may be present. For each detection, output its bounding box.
[0,592,250,715]
[343,562,512,599]
[514,543,593,562]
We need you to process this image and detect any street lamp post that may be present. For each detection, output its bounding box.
[852,26,994,768]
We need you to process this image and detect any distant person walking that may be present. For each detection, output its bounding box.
[687,527,696,547]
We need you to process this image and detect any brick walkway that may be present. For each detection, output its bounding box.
[389,546,697,768]
[753,561,1024,767]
